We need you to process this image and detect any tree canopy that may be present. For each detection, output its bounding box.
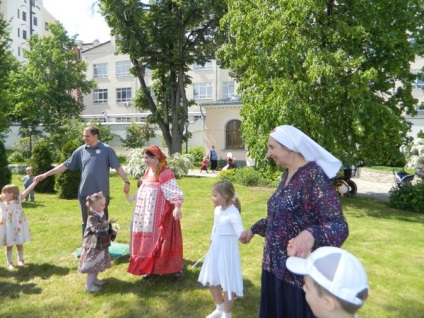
[220,0,424,166]
[0,10,18,135]
[8,22,96,139]
[98,0,227,154]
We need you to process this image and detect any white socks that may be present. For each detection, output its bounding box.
[6,251,13,264]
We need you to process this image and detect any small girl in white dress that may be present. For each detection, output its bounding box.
[0,182,38,269]
[198,180,244,318]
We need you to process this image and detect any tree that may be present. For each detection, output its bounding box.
[56,140,80,199]
[0,10,19,134]
[120,120,155,149]
[219,0,424,166]
[8,22,96,143]
[31,141,55,193]
[98,0,227,154]
[0,139,12,190]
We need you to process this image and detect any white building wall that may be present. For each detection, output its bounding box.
[0,0,55,62]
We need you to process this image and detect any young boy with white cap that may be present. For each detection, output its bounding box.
[286,246,369,318]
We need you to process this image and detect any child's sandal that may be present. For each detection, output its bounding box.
[17,260,25,267]
[8,263,15,270]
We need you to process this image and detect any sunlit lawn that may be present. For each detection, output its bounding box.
[0,173,423,317]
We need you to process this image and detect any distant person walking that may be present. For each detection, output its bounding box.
[209,146,218,172]
[35,126,131,236]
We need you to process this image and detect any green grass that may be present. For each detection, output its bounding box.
[1,173,423,317]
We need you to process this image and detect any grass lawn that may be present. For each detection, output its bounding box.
[1,173,423,317]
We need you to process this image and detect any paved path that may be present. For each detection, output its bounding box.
[188,168,395,202]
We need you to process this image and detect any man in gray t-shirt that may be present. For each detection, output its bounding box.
[35,126,131,236]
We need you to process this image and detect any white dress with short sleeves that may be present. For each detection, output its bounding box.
[0,196,31,246]
[198,204,244,300]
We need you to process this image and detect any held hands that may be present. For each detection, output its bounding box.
[239,229,254,244]
[123,182,130,194]
[173,207,182,220]
[287,230,315,258]
[34,174,47,183]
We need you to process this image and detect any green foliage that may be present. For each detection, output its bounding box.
[31,141,55,193]
[7,151,25,163]
[56,140,80,199]
[0,13,19,134]
[7,164,27,175]
[99,0,227,154]
[125,148,194,179]
[120,121,155,149]
[0,139,12,189]
[417,130,424,139]
[389,182,424,213]
[167,153,195,179]
[8,22,96,139]
[218,166,280,188]
[187,145,204,162]
[219,0,424,166]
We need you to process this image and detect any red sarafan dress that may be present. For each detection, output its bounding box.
[128,167,184,275]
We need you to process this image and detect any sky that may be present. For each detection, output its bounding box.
[43,0,111,43]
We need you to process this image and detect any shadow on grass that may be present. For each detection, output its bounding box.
[341,196,424,224]
[0,262,70,283]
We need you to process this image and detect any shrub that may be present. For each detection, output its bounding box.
[7,164,27,175]
[0,139,12,190]
[187,145,204,162]
[56,141,80,199]
[7,151,25,163]
[388,182,424,213]
[125,148,194,179]
[217,169,237,182]
[232,167,262,186]
[31,141,55,193]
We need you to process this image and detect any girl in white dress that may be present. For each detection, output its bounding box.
[198,180,244,318]
[0,182,38,270]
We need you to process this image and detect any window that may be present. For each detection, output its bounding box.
[193,61,212,71]
[22,12,27,21]
[222,81,235,98]
[193,83,212,99]
[18,47,21,57]
[17,10,20,19]
[412,76,424,90]
[45,22,48,31]
[226,120,244,149]
[93,63,108,78]
[23,30,27,40]
[93,89,108,104]
[17,28,20,37]
[116,88,132,102]
[33,16,38,26]
[116,61,131,77]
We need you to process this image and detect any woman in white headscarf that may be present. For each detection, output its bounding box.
[241,125,349,318]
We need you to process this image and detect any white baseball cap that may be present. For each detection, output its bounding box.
[286,246,369,306]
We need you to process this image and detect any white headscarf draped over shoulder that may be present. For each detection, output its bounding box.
[269,125,342,178]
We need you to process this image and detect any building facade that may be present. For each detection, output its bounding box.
[80,39,244,162]
[0,0,56,62]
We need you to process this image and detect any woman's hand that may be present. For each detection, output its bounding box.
[173,207,182,220]
[108,218,118,224]
[287,230,314,258]
[239,229,254,244]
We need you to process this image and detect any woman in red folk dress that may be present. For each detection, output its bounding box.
[127,145,184,279]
